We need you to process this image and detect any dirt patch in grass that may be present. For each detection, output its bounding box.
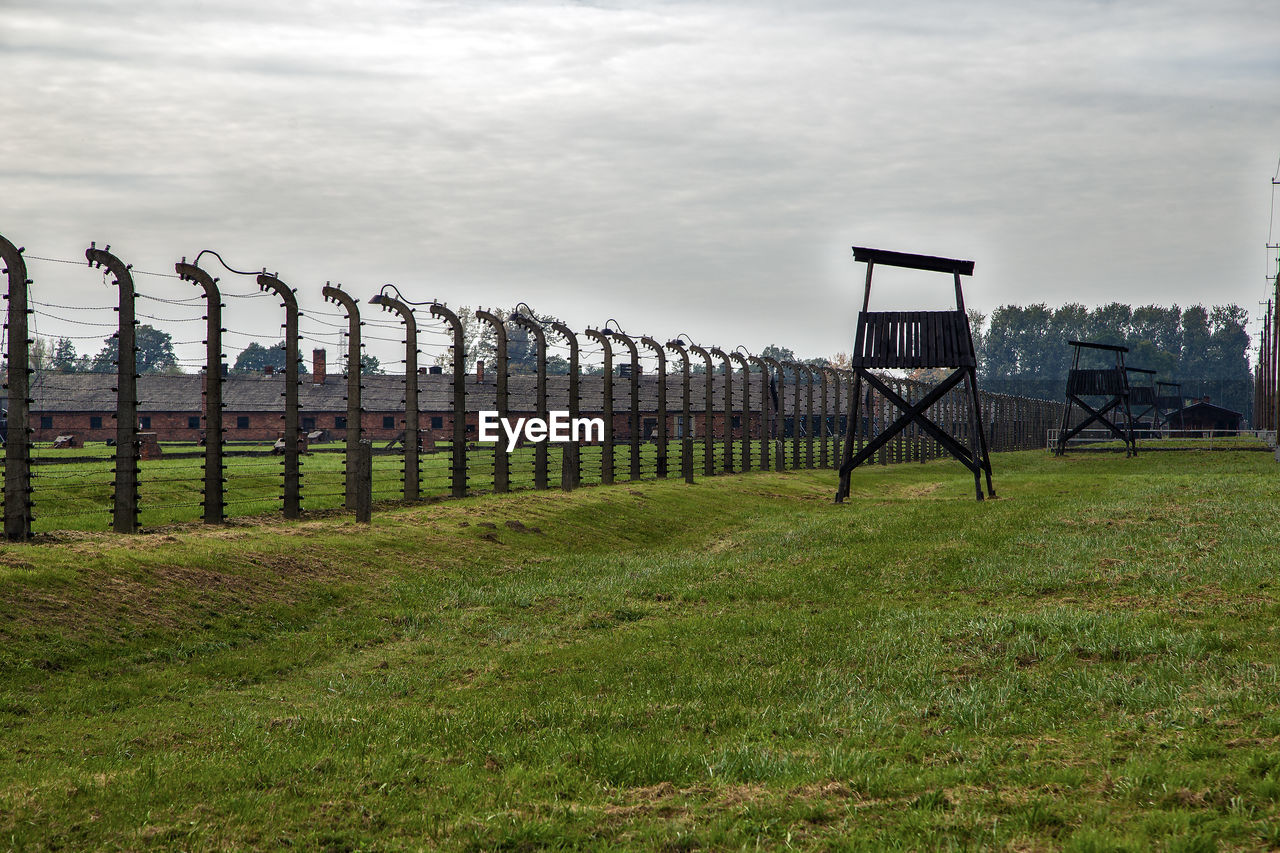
[606,779,904,818]
[705,537,735,554]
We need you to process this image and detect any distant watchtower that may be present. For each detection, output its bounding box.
[835,246,994,502]
[1054,340,1135,456]
[1155,381,1184,429]
[1126,367,1158,432]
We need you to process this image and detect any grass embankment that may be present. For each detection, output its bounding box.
[3,451,1280,850]
[26,439,810,532]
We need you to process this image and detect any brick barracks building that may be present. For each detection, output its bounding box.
[29,351,828,445]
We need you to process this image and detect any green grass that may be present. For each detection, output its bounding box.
[23,438,847,532]
[3,450,1280,849]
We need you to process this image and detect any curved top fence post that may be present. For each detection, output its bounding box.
[429,302,467,498]
[476,310,509,493]
[324,283,366,506]
[550,321,580,490]
[782,361,805,468]
[666,338,695,484]
[803,363,817,468]
[86,243,140,534]
[584,328,615,485]
[640,336,669,479]
[710,347,734,474]
[748,355,773,472]
[176,258,226,524]
[759,356,786,471]
[2,235,32,540]
[688,344,716,476]
[257,272,302,519]
[606,329,641,481]
[512,312,549,490]
[371,290,421,500]
[821,366,842,468]
[729,351,752,473]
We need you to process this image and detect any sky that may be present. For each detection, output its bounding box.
[2,0,1279,372]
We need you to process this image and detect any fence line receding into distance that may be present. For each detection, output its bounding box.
[0,234,1067,539]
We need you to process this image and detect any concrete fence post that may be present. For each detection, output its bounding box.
[87,244,141,533]
[749,356,773,473]
[1,235,32,540]
[666,339,695,484]
[584,328,615,485]
[550,321,580,490]
[372,292,419,501]
[476,310,508,493]
[511,311,549,490]
[640,336,669,479]
[759,357,786,471]
[782,362,803,469]
[689,344,716,476]
[822,367,841,468]
[257,272,302,518]
[710,348,735,474]
[353,440,373,523]
[730,352,752,473]
[803,366,816,469]
[430,303,468,498]
[817,367,829,468]
[323,284,365,507]
[606,329,642,481]
[175,259,226,523]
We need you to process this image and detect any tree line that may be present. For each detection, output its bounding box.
[32,329,382,376]
[32,302,1248,415]
[971,302,1252,415]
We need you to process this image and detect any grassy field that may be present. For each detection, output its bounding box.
[23,438,843,533]
[3,450,1280,850]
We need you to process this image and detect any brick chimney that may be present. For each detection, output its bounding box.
[312,349,326,385]
[264,365,274,376]
[476,359,485,382]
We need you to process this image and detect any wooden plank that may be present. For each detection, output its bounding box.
[895,313,907,368]
[1068,339,1129,353]
[927,311,941,368]
[851,246,974,276]
[942,312,958,367]
[852,313,868,367]
[889,312,900,368]
[868,313,881,367]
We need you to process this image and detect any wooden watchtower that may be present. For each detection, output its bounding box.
[835,246,994,502]
[1054,340,1135,456]
[1126,367,1158,434]
[1155,381,1184,429]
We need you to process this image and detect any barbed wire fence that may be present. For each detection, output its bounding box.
[1,234,1066,539]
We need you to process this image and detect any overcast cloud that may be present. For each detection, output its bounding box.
[2,0,1278,368]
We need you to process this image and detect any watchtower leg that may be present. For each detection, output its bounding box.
[1123,392,1136,457]
[1055,346,1080,456]
[961,370,985,501]
[964,367,995,497]
[835,371,863,503]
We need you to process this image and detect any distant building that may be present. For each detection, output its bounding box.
[28,352,791,443]
[1165,398,1243,436]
